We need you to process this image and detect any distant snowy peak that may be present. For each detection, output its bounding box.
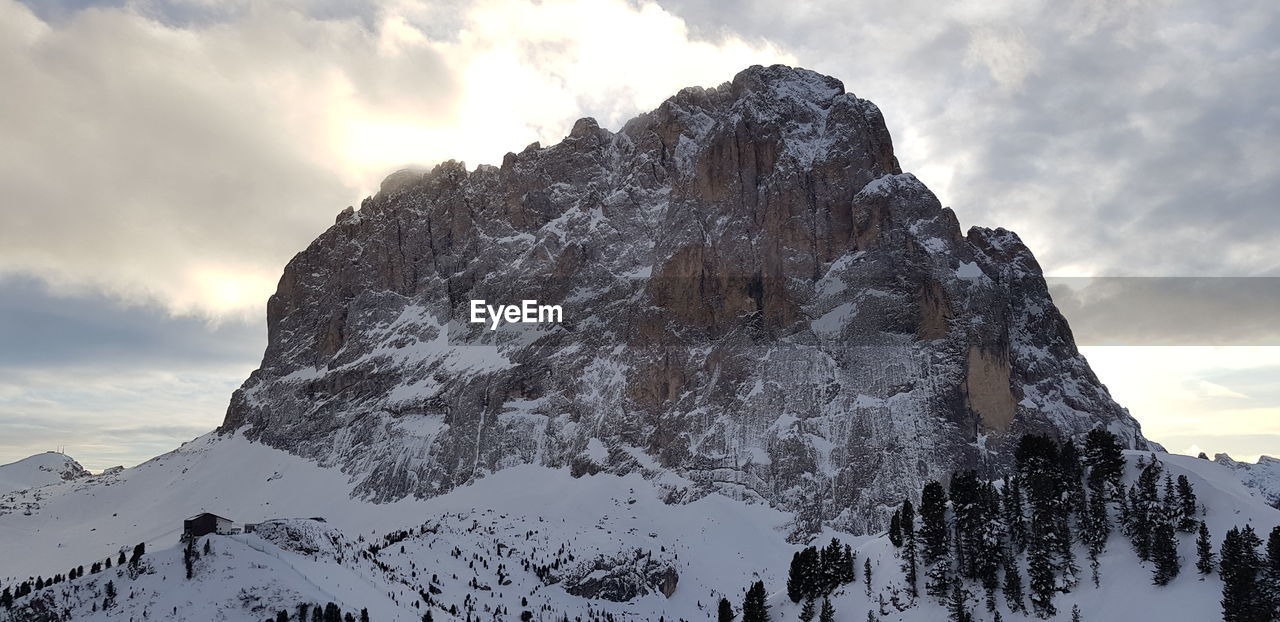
[0,451,90,494]
[1214,453,1280,508]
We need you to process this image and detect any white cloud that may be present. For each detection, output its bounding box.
[0,0,790,319]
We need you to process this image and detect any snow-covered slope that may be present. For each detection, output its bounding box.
[0,432,799,620]
[792,451,1280,622]
[0,452,89,494]
[3,435,1276,621]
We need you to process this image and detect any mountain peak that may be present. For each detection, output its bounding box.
[0,451,90,494]
[730,63,846,103]
[225,65,1150,534]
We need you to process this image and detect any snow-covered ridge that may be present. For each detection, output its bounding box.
[1213,453,1280,509]
[0,451,90,494]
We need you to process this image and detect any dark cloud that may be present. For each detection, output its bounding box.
[0,275,261,469]
[659,0,1280,278]
[0,275,263,369]
[1049,277,1280,345]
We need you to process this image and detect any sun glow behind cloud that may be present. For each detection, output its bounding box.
[337,0,794,196]
[0,0,790,319]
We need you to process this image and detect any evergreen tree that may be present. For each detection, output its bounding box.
[820,538,844,594]
[1002,557,1024,614]
[843,544,857,585]
[1083,428,1126,496]
[1129,459,1164,561]
[949,471,980,578]
[866,611,876,622]
[799,598,815,622]
[277,611,289,622]
[1056,512,1080,590]
[818,598,835,622]
[1071,604,1082,622]
[1196,521,1216,575]
[888,511,903,548]
[1027,519,1057,618]
[946,583,972,622]
[974,483,1004,611]
[920,482,949,560]
[297,604,310,622]
[901,498,919,599]
[1220,525,1264,622]
[787,551,807,603]
[1265,526,1280,621]
[717,597,734,622]
[1059,440,1086,514]
[1176,475,1199,532]
[1151,522,1180,586]
[920,481,950,599]
[184,537,196,580]
[1002,477,1027,555]
[1081,487,1110,587]
[864,558,872,597]
[1162,475,1179,525]
[741,580,769,622]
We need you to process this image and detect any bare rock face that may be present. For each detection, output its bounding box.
[556,549,679,602]
[221,64,1152,533]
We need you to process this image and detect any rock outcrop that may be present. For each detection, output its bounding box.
[221,64,1151,533]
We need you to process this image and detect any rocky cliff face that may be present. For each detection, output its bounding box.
[222,65,1151,534]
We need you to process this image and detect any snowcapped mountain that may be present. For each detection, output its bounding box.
[1214,453,1280,509]
[0,452,89,494]
[6,65,1268,622]
[221,64,1152,535]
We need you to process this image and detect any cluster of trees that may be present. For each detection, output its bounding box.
[0,541,144,610]
[1217,523,1280,621]
[880,430,1280,622]
[882,433,1124,617]
[268,602,371,622]
[1119,456,1199,586]
[787,538,857,603]
[883,430,1198,619]
[719,538,861,622]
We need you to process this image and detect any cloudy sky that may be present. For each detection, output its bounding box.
[1,0,1277,470]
